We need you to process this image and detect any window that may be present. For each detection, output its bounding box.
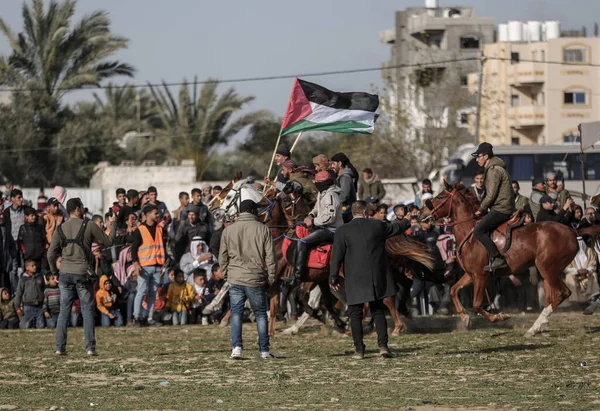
[511,52,520,64]
[563,131,581,143]
[541,50,545,62]
[460,36,480,49]
[459,112,469,126]
[532,51,537,61]
[537,91,545,106]
[564,91,587,105]
[563,47,587,62]
[460,74,468,87]
[511,94,520,107]
[511,137,520,145]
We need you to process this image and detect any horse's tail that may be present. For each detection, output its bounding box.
[385,235,436,271]
[576,225,600,241]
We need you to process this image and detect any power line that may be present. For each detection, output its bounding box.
[486,56,600,67]
[2,57,478,93]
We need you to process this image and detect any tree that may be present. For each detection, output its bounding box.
[148,77,271,180]
[0,0,134,185]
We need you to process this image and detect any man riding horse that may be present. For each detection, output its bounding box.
[471,142,516,272]
[289,171,343,286]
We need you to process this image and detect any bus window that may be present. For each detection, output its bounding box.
[497,154,534,181]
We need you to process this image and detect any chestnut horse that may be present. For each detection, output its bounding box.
[213,177,435,336]
[423,181,578,337]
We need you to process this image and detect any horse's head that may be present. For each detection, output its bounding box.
[208,172,243,213]
[220,177,269,218]
[421,178,475,221]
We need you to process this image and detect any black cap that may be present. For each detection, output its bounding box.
[276,144,290,157]
[240,199,258,214]
[532,177,544,187]
[539,195,554,205]
[471,142,494,158]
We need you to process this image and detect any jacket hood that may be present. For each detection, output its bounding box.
[341,167,355,178]
[326,185,343,196]
[99,275,110,287]
[486,156,506,170]
[364,173,380,184]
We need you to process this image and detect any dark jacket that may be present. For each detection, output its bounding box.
[289,171,318,205]
[209,227,224,257]
[18,221,46,260]
[0,288,17,321]
[14,273,45,307]
[329,218,403,305]
[479,157,515,215]
[536,207,572,225]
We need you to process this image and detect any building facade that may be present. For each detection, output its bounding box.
[380,1,494,140]
[469,33,600,146]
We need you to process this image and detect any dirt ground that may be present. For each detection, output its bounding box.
[0,313,599,410]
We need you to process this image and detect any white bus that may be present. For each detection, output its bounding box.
[441,144,600,200]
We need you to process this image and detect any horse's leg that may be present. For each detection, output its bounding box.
[268,279,281,337]
[525,264,571,338]
[472,272,504,323]
[382,296,405,335]
[219,310,231,328]
[320,284,346,334]
[450,273,473,328]
[282,284,321,335]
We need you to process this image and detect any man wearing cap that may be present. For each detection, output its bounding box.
[529,178,545,221]
[471,142,516,271]
[536,195,573,224]
[219,199,277,360]
[265,144,291,191]
[290,171,343,286]
[282,160,318,206]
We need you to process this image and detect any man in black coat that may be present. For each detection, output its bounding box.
[329,201,406,359]
[536,195,573,225]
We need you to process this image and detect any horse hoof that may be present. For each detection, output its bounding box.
[498,313,511,321]
[524,331,535,339]
[281,327,297,335]
[459,315,470,331]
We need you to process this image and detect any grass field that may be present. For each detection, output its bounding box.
[1,313,600,410]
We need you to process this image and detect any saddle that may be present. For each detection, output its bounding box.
[282,226,332,269]
[492,210,525,253]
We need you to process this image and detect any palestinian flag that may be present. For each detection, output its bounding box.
[280,78,379,136]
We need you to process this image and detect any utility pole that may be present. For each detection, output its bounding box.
[474,52,486,145]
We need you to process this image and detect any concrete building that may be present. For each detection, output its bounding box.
[380,0,494,140]
[468,22,600,145]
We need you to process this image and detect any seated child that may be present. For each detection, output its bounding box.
[0,287,19,329]
[14,259,45,329]
[123,267,138,326]
[43,273,61,328]
[190,269,215,325]
[96,275,124,327]
[166,269,195,326]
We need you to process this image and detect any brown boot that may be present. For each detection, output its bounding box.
[379,345,394,358]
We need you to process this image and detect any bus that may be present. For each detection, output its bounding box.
[440,144,600,200]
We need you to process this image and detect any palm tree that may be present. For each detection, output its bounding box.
[93,83,158,127]
[0,0,134,102]
[148,76,271,180]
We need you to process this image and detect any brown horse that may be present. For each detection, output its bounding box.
[211,178,435,336]
[423,180,578,337]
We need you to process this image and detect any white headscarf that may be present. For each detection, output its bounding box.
[574,236,588,269]
[190,236,208,259]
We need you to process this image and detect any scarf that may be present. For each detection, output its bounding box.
[114,246,132,284]
[574,237,588,269]
[364,173,379,185]
[54,186,67,205]
[190,238,208,260]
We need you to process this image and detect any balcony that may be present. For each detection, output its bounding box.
[407,13,494,36]
[508,106,545,128]
[508,62,545,86]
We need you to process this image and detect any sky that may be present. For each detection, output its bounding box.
[1,0,599,124]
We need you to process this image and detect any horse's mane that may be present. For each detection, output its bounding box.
[385,235,436,271]
[454,183,481,209]
[232,177,255,190]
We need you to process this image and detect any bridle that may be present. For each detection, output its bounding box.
[428,187,478,227]
[222,185,278,225]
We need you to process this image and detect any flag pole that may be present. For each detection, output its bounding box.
[264,133,282,194]
[578,124,588,208]
[289,132,303,154]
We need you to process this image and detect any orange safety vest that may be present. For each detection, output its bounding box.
[137,225,165,267]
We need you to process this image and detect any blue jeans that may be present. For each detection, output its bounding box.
[101,310,124,327]
[46,314,59,329]
[21,305,45,329]
[133,266,162,320]
[70,311,81,327]
[171,310,188,326]
[229,284,269,352]
[56,274,96,352]
[126,292,136,322]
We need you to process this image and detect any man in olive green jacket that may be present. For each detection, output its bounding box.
[472,143,516,271]
[358,168,386,202]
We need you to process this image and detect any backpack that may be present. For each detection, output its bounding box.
[56,219,95,276]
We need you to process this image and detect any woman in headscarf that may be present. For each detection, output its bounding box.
[564,236,599,305]
[53,186,68,221]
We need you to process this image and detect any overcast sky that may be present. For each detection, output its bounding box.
[1,0,599,117]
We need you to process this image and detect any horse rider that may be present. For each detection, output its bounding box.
[289,171,343,286]
[472,142,516,271]
[281,160,318,206]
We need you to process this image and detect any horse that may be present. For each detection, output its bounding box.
[422,180,578,338]
[213,177,436,336]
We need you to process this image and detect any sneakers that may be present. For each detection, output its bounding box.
[201,316,209,325]
[379,346,394,358]
[147,319,163,327]
[230,347,243,360]
[87,350,98,357]
[260,351,277,360]
[55,350,67,356]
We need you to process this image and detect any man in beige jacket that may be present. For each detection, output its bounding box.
[219,200,276,360]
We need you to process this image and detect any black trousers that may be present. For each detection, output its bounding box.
[347,299,388,351]
[473,210,511,259]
